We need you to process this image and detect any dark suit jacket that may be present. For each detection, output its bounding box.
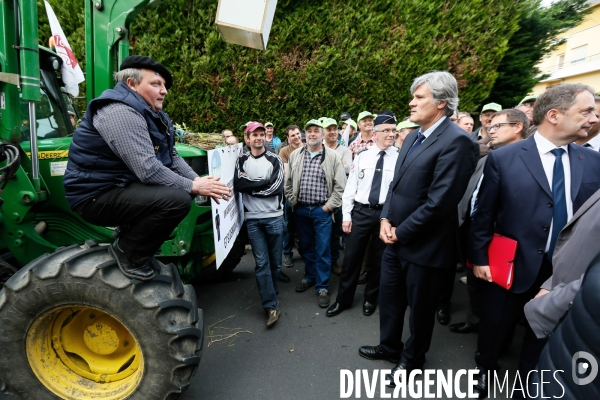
[469,136,600,293]
[524,188,600,338]
[380,117,477,268]
[457,155,487,227]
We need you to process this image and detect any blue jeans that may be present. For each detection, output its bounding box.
[283,199,295,256]
[246,216,284,310]
[294,204,332,291]
[330,207,342,262]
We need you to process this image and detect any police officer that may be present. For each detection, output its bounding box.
[326,111,399,317]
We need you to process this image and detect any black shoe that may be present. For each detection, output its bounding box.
[108,240,155,281]
[326,302,347,317]
[473,368,488,399]
[358,345,399,364]
[295,279,315,292]
[357,269,369,285]
[386,363,412,387]
[363,301,377,316]
[279,271,290,283]
[437,308,450,325]
[449,321,479,334]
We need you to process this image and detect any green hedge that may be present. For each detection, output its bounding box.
[40,0,527,137]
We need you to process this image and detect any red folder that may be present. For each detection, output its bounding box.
[467,233,517,290]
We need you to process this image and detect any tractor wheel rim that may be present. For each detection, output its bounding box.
[27,306,144,399]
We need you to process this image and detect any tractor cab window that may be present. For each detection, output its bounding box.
[20,71,74,143]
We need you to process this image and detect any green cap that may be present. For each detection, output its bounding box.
[239,121,253,130]
[341,119,357,131]
[517,95,537,106]
[304,119,322,130]
[265,122,274,127]
[357,111,375,122]
[481,103,502,113]
[321,118,338,128]
[396,120,420,130]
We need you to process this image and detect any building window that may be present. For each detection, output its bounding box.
[556,54,565,69]
[571,45,587,64]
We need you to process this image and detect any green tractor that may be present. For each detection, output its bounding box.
[0,0,256,398]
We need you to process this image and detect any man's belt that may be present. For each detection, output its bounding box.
[356,202,383,210]
[297,202,326,206]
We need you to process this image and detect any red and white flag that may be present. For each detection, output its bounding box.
[44,1,84,97]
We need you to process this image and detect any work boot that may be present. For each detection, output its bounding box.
[332,261,342,276]
[295,279,315,292]
[108,240,155,281]
[266,308,280,328]
[318,289,330,308]
[279,271,290,283]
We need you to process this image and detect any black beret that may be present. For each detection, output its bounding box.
[374,110,397,126]
[120,55,173,89]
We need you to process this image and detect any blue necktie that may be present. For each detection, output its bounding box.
[368,150,386,206]
[548,148,567,260]
[406,132,425,158]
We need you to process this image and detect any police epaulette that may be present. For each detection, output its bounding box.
[356,147,369,156]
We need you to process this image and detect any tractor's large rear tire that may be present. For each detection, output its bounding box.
[0,259,18,291]
[0,241,203,399]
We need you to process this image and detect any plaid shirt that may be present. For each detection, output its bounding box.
[298,150,328,205]
[349,135,375,157]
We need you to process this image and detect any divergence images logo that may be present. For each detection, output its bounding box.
[572,351,598,386]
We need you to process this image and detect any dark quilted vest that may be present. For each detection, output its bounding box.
[63,82,175,207]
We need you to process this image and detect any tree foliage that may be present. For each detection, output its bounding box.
[38,0,527,135]
[483,0,589,108]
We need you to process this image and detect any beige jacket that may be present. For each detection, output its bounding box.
[284,146,347,212]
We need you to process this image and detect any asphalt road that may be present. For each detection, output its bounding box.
[186,249,524,400]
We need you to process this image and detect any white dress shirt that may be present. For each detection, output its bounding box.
[342,145,399,221]
[583,134,600,151]
[533,132,573,252]
[421,116,447,140]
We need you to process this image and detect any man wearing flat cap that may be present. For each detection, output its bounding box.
[64,55,231,281]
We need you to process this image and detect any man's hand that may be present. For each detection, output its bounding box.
[342,221,352,234]
[322,205,331,213]
[191,176,232,204]
[474,265,492,282]
[380,219,398,244]
[534,289,550,299]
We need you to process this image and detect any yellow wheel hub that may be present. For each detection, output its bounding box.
[27,306,144,399]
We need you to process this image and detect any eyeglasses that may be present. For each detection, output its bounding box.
[374,129,397,135]
[488,122,518,132]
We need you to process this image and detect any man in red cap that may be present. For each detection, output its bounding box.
[64,55,231,281]
[234,122,286,327]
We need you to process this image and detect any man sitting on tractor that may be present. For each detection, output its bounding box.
[63,55,231,281]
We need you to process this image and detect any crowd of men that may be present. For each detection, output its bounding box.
[228,72,600,398]
[65,55,600,398]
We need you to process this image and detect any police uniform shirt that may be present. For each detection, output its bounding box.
[342,145,399,221]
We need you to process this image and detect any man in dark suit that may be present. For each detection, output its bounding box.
[358,71,477,382]
[450,109,530,334]
[469,83,600,398]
